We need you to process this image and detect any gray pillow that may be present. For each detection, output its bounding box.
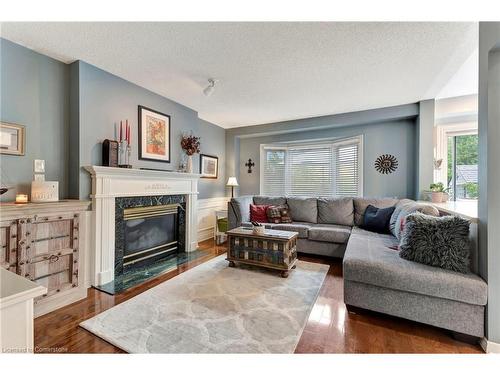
[286,197,318,223]
[253,196,287,206]
[389,200,440,240]
[399,212,470,274]
[317,197,354,226]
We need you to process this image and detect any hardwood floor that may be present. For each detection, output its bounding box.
[34,239,482,354]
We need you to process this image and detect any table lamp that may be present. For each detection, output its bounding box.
[226,177,239,198]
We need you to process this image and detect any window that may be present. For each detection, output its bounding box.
[260,136,363,197]
[447,133,478,201]
[435,123,478,201]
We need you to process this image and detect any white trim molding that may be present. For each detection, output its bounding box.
[480,337,500,354]
[197,197,230,242]
[85,166,201,286]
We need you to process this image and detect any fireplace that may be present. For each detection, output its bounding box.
[114,195,186,278]
[122,203,180,268]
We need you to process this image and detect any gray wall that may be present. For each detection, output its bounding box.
[416,99,435,199]
[478,22,500,344]
[227,103,419,199]
[74,61,226,200]
[0,38,69,202]
[71,61,225,199]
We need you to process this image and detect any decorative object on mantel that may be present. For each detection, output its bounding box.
[102,139,119,167]
[138,105,171,163]
[374,154,398,174]
[15,194,28,204]
[180,132,201,173]
[245,158,255,173]
[226,176,239,198]
[31,181,59,202]
[118,119,132,168]
[0,121,25,156]
[199,154,218,178]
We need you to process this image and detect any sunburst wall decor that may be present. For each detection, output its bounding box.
[374,154,398,174]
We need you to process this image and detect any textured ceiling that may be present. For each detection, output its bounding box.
[1,22,478,128]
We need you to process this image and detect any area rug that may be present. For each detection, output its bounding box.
[80,255,329,353]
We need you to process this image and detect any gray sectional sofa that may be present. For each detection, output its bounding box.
[228,195,488,338]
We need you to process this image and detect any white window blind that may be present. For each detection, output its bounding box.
[288,145,333,196]
[260,136,362,197]
[261,149,286,196]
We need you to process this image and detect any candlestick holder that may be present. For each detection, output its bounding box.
[118,140,132,168]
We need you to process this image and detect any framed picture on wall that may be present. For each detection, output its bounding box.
[138,105,171,163]
[200,154,218,179]
[0,122,25,156]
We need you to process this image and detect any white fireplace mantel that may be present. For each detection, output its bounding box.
[85,166,201,286]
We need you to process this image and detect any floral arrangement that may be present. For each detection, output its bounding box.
[180,132,201,156]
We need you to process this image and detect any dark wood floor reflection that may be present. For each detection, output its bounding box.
[34,239,482,353]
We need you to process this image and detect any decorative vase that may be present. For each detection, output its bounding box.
[186,155,193,173]
[431,192,443,203]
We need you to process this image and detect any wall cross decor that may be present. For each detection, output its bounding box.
[245,159,255,173]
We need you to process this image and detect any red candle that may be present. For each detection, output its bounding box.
[127,124,130,145]
[120,120,123,142]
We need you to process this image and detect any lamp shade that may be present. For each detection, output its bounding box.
[226,177,239,186]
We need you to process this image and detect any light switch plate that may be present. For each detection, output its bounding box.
[34,159,45,173]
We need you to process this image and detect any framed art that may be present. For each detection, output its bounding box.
[0,122,25,156]
[138,105,171,163]
[200,154,219,179]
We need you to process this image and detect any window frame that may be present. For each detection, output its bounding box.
[259,135,364,197]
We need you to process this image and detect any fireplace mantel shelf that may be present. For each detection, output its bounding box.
[85,166,201,180]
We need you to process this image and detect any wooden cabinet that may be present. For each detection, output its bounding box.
[0,201,90,317]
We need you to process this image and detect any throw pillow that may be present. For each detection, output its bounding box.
[250,204,270,223]
[266,205,292,224]
[389,200,440,240]
[360,204,396,234]
[399,212,470,274]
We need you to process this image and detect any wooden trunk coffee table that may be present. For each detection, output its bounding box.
[226,227,298,277]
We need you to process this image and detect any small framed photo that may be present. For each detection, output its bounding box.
[0,122,25,156]
[200,154,219,179]
[138,105,171,163]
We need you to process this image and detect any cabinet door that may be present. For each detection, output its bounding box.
[0,220,17,272]
[18,214,80,300]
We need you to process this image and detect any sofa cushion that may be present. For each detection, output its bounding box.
[343,228,487,306]
[317,197,354,226]
[230,196,254,223]
[354,197,399,226]
[360,205,395,234]
[389,200,440,239]
[308,224,351,244]
[399,213,471,274]
[250,204,270,223]
[253,196,287,206]
[287,197,318,223]
[271,222,312,238]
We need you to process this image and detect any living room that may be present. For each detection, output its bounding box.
[1,1,499,372]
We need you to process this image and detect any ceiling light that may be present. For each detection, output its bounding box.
[203,78,217,96]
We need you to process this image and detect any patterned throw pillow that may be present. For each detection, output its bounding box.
[266,205,292,224]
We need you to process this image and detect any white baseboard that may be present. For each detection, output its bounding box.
[480,337,500,353]
[197,197,230,243]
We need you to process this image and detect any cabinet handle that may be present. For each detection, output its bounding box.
[44,254,60,263]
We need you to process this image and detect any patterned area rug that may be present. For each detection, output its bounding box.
[80,255,329,353]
